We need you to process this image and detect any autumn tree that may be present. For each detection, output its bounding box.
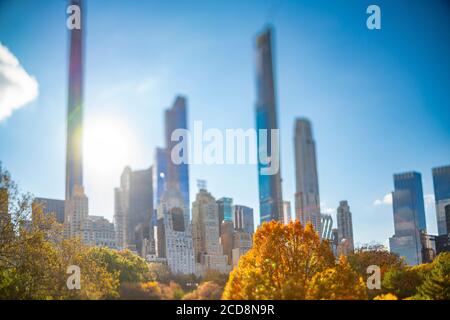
[183,281,223,300]
[381,266,423,299]
[306,256,367,300]
[0,165,118,299]
[222,221,338,300]
[347,248,404,298]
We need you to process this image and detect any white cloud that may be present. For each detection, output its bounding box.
[373,193,393,206]
[320,202,336,215]
[373,192,435,207]
[0,43,38,121]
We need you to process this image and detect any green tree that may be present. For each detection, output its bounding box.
[382,266,423,299]
[416,253,450,300]
[87,247,150,284]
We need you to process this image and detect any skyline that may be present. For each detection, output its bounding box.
[1,0,450,246]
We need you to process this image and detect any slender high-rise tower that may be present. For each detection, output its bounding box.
[255,27,283,224]
[165,96,190,210]
[294,118,321,235]
[65,0,84,201]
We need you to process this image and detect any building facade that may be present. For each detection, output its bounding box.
[294,118,321,236]
[165,96,190,211]
[320,213,333,240]
[389,172,427,265]
[336,201,354,255]
[33,198,65,224]
[282,201,292,225]
[233,205,254,235]
[432,165,450,235]
[114,166,153,255]
[217,197,233,228]
[192,187,229,275]
[254,27,283,224]
[232,231,253,267]
[155,186,195,275]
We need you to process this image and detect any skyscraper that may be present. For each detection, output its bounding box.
[165,96,190,210]
[233,205,254,235]
[389,172,426,265]
[336,201,354,255]
[33,198,65,223]
[282,201,292,225]
[254,27,283,224]
[294,118,321,235]
[153,147,168,207]
[191,185,229,275]
[320,213,333,240]
[217,197,233,233]
[114,166,153,254]
[155,186,195,275]
[65,0,84,201]
[432,165,450,235]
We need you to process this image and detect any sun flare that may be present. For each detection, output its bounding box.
[84,117,137,174]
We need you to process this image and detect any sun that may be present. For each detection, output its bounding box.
[84,116,137,174]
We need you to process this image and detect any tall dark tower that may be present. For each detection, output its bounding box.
[65,0,84,200]
[254,27,283,224]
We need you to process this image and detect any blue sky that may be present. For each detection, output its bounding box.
[0,0,449,246]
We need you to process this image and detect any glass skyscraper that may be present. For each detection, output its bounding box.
[165,96,190,211]
[217,197,233,233]
[233,205,255,235]
[432,165,450,235]
[389,172,426,265]
[254,27,283,224]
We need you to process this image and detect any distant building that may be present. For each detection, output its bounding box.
[432,165,450,235]
[233,205,254,234]
[294,118,321,236]
[33,198,65,223]
[192,185,229,275]
[331,228,339,257]
[87,215,116,248]
[165,96,190,211]
[153,148,168,207]
[232,231,252,267]
[435,234,450,255]
[65,185,89,240]
[220,220,234,265]
[254,27,284,224]
[114,166,153,255]
[282,201,292,224]
[337,201,354,255]
[64,185,115,248]
[155,186,195,275]
[320,213,333,240]
[389,172,427,265]
[217,197,233,233]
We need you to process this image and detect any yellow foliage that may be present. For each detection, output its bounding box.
[373,293,398,300]
[222,220,339,300]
